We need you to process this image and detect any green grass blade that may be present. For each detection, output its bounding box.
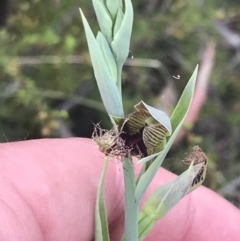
[106,0,121,18]
[111,0,133,69]
[170,65,198,132]
[95,156,110,241]
[96,32,117,81]
[135,66,198,203]
[113,8,124,36]
[80,9,124,118]
[92,0,113,42]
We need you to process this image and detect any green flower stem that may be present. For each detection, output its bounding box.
[121,158,139,241]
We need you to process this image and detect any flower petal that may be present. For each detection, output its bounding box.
[122,110,150,134]
[135,101,172,134]
[143,125,168,149]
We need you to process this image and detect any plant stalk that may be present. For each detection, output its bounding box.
[121,157,139,241]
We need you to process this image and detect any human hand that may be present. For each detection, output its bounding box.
[0,138,239,241]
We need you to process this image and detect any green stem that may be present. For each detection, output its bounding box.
[121,158,139,241]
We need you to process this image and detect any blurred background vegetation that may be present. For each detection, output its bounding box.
[1,0,240,206]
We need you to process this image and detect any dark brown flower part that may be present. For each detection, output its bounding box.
[119,109,169,157]
[182,146,208,193]
[93,101,172,159]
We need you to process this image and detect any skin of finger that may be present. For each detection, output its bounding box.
[0,138,240,241]
[0,138,125,241]
[0,177,44,241]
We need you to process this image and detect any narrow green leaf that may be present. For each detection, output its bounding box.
[113,8,124,36]
[92,0,113,42]
[111,0,133,75]
[96,32,117,81]
[106,0,122,18]
[135,66,198,203]
[95,157,110,241]
[170,65,198,133]
[80,9,124,118]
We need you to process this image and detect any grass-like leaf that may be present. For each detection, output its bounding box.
[92,0,113,42]
[95,156,110,241]
[113,9,124,36]
[80,9,124,118]
[96,32,117,81]
[170,66,198,133]
[111,0,133,79]
[135,65,198,203]
[106,0,122,18]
